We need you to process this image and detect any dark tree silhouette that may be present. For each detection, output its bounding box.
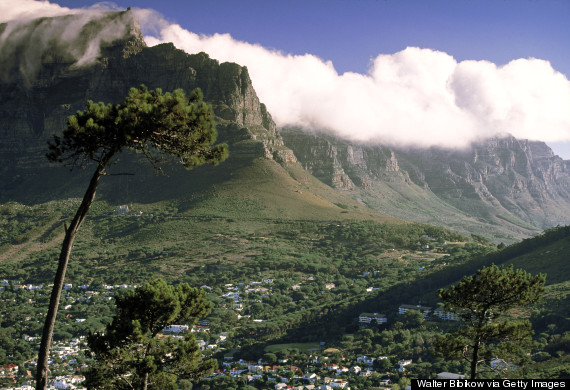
[36,85,227,389]
[436,264,545,378]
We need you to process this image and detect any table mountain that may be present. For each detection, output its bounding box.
[0,9,293,204]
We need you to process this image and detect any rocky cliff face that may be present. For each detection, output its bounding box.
[399,137,570,226]
[282,128,570,241]
[0,10,291,202]
[0,9,287,155]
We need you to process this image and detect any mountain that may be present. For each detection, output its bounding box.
[0,9,391,225]
[1,10,570,243]
[0,10,281,199]
[281,128,570,242]
[1,12,569,379]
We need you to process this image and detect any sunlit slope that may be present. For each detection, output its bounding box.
[178,157,403,223]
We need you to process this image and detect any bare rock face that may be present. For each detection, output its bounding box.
[281,128,570,239]
[0,10,292,202]
[281,129,411,190]
[398,136,570,227]
[0,9,282,149]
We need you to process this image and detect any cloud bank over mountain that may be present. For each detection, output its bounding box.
[2,1,570,149]
[0,0,72,21]
[143,21,570,149]
[0,1,134,86]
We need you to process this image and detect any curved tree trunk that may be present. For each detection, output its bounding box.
[36,158,110,390]
[470,341,479,379]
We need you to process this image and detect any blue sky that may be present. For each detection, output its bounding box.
[49,0,570,76]
[13,0,570,157]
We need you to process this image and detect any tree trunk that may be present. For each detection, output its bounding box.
[36,158,109,390]
[470,338,480,379]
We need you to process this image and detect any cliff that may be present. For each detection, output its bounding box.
[281,128,570,241]
[0,10,291,202]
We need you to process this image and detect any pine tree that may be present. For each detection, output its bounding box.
[436,264,545,378]
[85,279,216,390]
[36,85,227,389]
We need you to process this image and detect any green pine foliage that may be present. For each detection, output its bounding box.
[36,85,228,390]
[85,279,216,389]
[47,85,228,170]
[436,264,546,378]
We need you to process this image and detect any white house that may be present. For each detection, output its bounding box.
[356,356,375,365]
[53,375,84,389]
[357,369,371,377]
[433,308,461,321]
[248,365,264,374]
[327,363,339,371]
[164,325,189,333]
[330,380,349,389]
[359,312,387,325]
[398,359,412,373]
[303,373,319,383]
[398,304,432,318]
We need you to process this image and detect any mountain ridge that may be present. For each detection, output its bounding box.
[281,128,570,241]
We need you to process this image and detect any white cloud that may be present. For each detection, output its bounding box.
[0,2,136,85]
[142,17,570,149]
[0,0,73,22]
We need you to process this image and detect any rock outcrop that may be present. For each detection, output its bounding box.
[282,128,570,241]
[0,10,291,202]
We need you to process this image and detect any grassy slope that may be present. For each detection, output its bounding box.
[185,158,403,223]
[0,157,407,282]
[503,237,570,285]
[349,176,540,244]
